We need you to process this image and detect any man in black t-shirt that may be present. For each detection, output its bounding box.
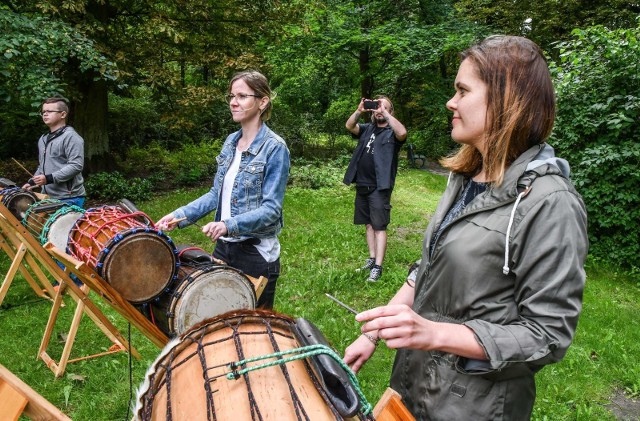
[343,96,407,282]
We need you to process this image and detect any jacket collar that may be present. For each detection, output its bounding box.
[232,123,269,155]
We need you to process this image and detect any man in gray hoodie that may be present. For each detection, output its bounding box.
[23,97,86,208]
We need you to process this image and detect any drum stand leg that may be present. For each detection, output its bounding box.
[45,242,169,350]
[38,277,142,378]
[0,229,55,305]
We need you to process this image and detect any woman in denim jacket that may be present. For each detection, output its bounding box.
[158,71,290,309]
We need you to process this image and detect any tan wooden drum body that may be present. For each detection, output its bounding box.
[67,206,178,303]
[135,312,345,421]
[0,187,38,220]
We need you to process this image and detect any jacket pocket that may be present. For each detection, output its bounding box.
[244,163,265,209]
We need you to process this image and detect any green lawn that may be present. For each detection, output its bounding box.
[0,167,638,420]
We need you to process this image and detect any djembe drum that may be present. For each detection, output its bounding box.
[22,199,84,251]
[67,205,178,303]
[141,246,257,336]
[0,187,38,220]
[134,311,369,421]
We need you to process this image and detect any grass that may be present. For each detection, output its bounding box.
[1,167,638,420]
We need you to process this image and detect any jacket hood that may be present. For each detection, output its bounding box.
[525,143,570,177]
[501,143,571,275]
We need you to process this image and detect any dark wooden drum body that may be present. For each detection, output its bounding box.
[134,311,356,421]
[0,187,38,220]
[67,206,178,303]
[22,199,84,251]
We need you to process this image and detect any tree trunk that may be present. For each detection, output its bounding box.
[359,47,373,98]
[71,78,112,174]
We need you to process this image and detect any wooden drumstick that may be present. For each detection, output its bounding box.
[167,216,203,228]
[11,157,34,178]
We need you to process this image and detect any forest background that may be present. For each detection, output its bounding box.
[0,1,639,420]
[1,0,639,270]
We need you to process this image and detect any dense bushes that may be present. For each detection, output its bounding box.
[85,140,220,201]
[85,171,155,202]
[550,25,640,271]
[288,156,350,189]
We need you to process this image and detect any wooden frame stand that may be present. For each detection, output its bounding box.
[373,388,416,421]
[0,203,152,377]
[0,364,71,421]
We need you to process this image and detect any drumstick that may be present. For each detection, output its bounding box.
[167,216,203,228]
[325,293,360,315]
[11,158,34,178]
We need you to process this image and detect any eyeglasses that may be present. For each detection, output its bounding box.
[225,93,261,103]
[40,110,63,116]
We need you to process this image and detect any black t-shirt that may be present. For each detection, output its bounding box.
[355,126,385,187]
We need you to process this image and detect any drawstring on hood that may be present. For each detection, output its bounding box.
[502,144,571,275]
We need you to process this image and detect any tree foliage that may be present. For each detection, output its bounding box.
[549,24,640,270]
[0,6,120,104]
[266,0,483,157]
[455,0,640,54]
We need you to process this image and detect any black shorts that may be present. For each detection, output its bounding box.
[354,186,392,231]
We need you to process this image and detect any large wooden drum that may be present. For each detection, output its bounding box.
[67,205,178,303]
[134,311,368,421]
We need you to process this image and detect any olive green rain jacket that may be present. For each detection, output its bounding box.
[390,143,588,420]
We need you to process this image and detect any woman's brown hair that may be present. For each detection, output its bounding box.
[228,70,274,121]
[441,35,555,185]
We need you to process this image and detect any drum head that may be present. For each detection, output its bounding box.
[5,191,37,220]
[46,211,84,251]
[171,267,256,334]
[102,231,177,303]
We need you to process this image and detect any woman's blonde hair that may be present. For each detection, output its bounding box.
[228,70,274,121]
[441,35,555,185]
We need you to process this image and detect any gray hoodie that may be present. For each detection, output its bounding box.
[391,143,588,420]
[34,126,86,198]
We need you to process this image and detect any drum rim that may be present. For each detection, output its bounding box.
[2,188,38,217]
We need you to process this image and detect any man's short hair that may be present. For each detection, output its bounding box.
[42,96,70,113]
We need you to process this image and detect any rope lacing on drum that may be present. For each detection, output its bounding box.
[226,344,374,417]
[38,204,84,245]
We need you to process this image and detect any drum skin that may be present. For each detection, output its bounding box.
[46,209,84,252]
[148,265,256,336]
[68,206,178,303]
[1,187,38,220]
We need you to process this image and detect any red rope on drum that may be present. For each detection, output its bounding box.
[87,208,155,241]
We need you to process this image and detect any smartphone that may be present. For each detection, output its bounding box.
[363,100,379,110]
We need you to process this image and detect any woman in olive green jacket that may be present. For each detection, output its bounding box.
[344,35,588,420]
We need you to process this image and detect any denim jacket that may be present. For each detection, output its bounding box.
[172,124,290,238]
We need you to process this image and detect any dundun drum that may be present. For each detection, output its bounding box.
[67,205,178,303]
[135,311,356,421]
[145,247,256,336]
[22,199,66,241]
[22,199,84,251]
[0,187,38,220]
